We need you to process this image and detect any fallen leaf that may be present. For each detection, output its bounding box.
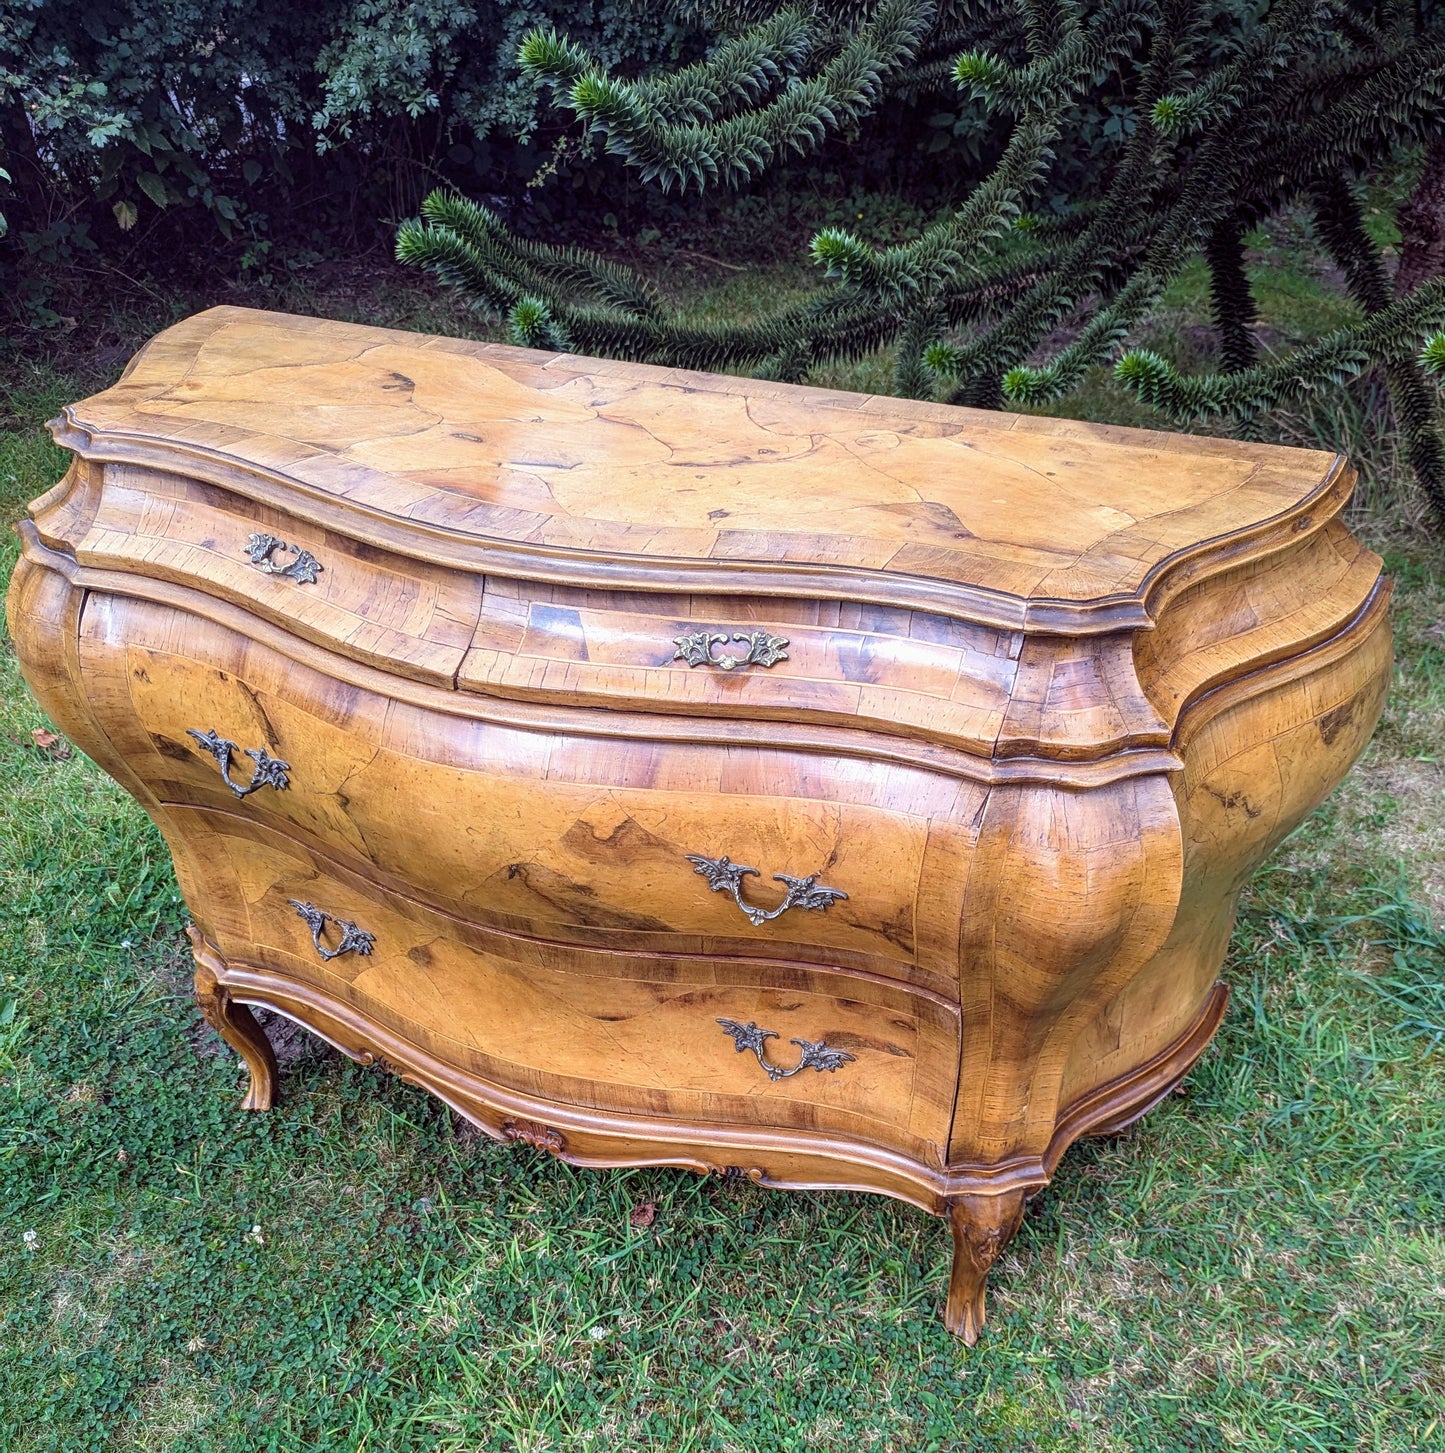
[30,728,72,759]
[629,1199,658,1228]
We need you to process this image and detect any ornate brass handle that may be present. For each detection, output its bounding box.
[672,629,789,671]
[717,1018,856,1081]
[288,900,375,962]
[244,532,323,584]
[187,728,290,799]
[685,853,847,927]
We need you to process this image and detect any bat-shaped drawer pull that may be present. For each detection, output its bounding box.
[671,630,788,671]
[716,1018,856,1081]
[685,853,847,927]
[186,728,290,799]
[288,900,375,962]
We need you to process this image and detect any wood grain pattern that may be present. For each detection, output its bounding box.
[171,806,960,1159]
[459,576,1024,757]
[72,463,483,686]
[76,591,976,992]
[53,306,1354,630]
[9,308,1393,1343]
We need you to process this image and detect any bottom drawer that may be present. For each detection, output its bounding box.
[170,807,959,1161]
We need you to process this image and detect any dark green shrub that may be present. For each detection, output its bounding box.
[0,1,694,249]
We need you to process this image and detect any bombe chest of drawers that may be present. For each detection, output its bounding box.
[9,307,1390,1340]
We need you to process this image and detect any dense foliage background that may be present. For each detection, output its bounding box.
[4,0,1445,518]
[0,1,702,294]
[5,0,1445,520]
[0,0,1183,314]
[0,0,1004,281]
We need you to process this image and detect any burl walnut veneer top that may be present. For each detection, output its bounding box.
[56,307,1348,631]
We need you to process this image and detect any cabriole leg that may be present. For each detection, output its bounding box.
[944,1189,1027,1344]
[189,925,277,1111]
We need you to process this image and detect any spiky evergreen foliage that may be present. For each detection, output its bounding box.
[399,0,1445,529]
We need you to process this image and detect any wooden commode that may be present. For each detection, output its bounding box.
[8,307,1391,1341]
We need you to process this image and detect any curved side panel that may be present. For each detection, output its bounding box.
[1057,584,1393,1109]
[1136,513,1381,728]
[7,539,136,790]
[6,533,215,937]
[949,770,1185,1165]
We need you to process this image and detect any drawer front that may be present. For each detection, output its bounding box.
[462,579,1021,758]
[72,464,483,686]
[175,809,959,1157]
[80,594,981,994]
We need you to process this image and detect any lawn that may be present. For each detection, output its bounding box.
[2,229,1444,1451]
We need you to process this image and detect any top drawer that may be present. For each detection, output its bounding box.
[48,462,1167,762]
[63,462,483,687]
[461,579,1023,757]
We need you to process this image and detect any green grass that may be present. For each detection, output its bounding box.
[3,251,1445,1451]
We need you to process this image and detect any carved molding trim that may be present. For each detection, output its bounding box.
[502,1118,567,1155]
[713,1164,767,1184]
[188,926,277,1112]
[188,941,1230,1211]
[51,393,1356,637]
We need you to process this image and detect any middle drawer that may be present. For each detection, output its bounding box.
[79,591,976,994]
